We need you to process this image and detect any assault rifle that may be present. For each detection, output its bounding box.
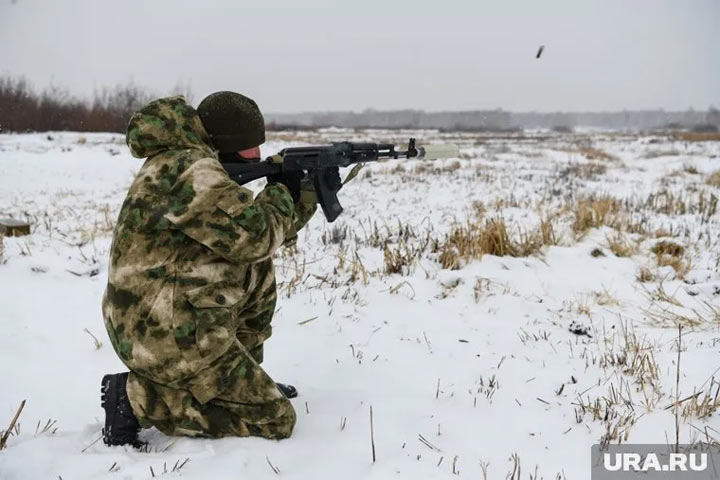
[222,138,459,222]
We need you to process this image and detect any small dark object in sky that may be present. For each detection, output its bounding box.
[536,45,545,59]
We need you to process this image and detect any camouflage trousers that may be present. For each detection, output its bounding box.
[125,301,296,440]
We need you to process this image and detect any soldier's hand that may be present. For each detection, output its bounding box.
[267,170,303,203]
[298,167,341,205]
[324,167,342,191]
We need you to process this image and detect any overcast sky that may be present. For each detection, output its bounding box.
[1,0,718,113]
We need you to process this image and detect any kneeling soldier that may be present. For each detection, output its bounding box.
[101,92,316,446]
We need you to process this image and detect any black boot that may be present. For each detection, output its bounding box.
[276,382,298,399]
[101,372,142,448]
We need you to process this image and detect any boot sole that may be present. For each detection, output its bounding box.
[101,373,142,448]
[101,374,119,445]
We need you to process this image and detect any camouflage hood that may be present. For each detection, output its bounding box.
[126,96,215,159]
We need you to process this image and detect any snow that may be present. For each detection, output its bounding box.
[0,130,719,479]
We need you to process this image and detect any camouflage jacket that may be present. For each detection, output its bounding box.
[102,96,315,401]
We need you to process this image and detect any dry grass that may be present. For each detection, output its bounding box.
[0,400,26,450]
[650,241,690,278]
[560,162,607,180]
[636,266,656,283]
[706,170,720,187]
[644,190,718,219]
[643,285,720,328]
[606,232,637,257]
[646,282,683,307]
[571,196,622,236]
[598,322,662,413]
[574,383,640,447]
[672,131,720,142]
[383,244,421,275]
[593,288,620,307]
[538,216,559,246]
[435,222,485,270]
[644,302,719,329]
[577,146,618,162]
[656,254,691,279]
[435,216,553,269]
[479,217,527,257]
[678,379,720,420]
[682,163,700,175]
[650,240,685,258]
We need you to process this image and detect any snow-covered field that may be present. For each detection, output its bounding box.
[1,129,719,479]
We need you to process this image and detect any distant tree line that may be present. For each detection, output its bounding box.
[0,76,192,133]
[1,75,717,133]
[267,108,720,132]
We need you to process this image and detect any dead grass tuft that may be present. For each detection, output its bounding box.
[593,288,620,307]
[436,221,485,270]
[706,170,720,187]
[656,254,691,279]
[383,244,420,275]
[682,163,700,175]
[478,217,527,257]
[636,266,656,283]
[647,242,689,279]
[678,379,720,420]
[578,146,618,162]
[650,241,685,258]
[606,232,637,257]
[561,162,607,180]
[471,200,486,218]
[435,216,554,269]
[644,299,719,329]
[572,196,622,236]
[538,216,559,246]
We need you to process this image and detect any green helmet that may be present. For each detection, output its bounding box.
[197,91,265,153]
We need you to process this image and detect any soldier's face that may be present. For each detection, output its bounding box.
[238,146,261,160]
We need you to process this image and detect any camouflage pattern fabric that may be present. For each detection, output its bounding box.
[102,96,316,439]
